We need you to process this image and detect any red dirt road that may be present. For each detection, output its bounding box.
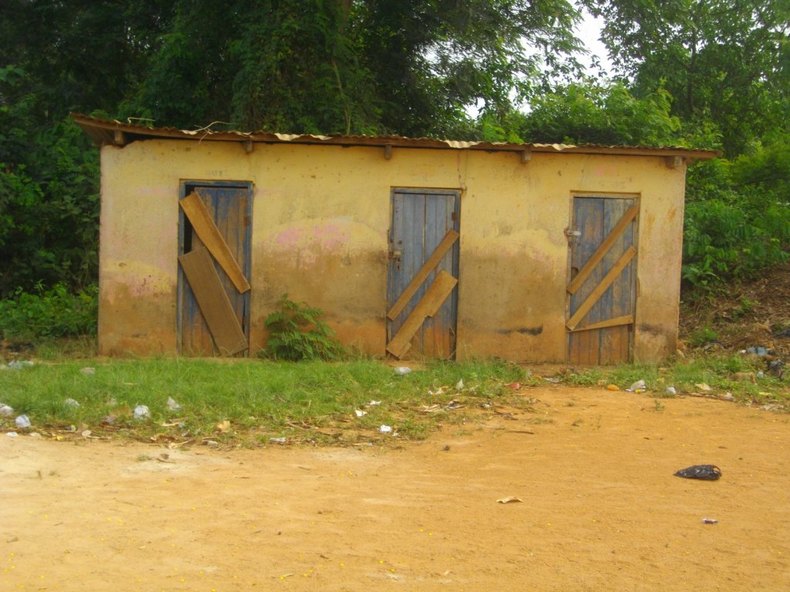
[1,387,788,591]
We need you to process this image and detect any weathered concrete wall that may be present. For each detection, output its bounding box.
[98,139,686,361]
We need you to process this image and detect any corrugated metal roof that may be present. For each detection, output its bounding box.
[71,113,718,161]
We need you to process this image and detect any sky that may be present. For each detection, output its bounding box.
[575,6,612,73]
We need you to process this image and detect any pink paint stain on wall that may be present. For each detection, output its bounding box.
[314,223,349,250]
[275,227,303,247]
[274,221,350,251]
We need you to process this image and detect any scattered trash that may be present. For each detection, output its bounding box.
[744,346,771,357]
[0,404,14,417]
[694,383,712,392]
[506,382,522,390]
[626,379,646,393]
[767,359,785,379]
[81,430,92,438]
[216,420,231,433]
[497,496,523,504]
[606,384,620,391]
[543,376,562,384]
[721,392,735,401]
[379,424,393,434]
[64,398,80,408]
[6,431,18,438]
[80,367,96,376]
[7,360,34,370]
[29,432,41,438]
[205,440,219,448]
[354,409,367,417]
[702,518,719,525]
[15,415,31,429]
[665,386,677,395]
[674,464,721,481]
[269,437,287,444]
[166,396,182,411]
[133,405,151,420]
[367,400,381,406]
[455,379,464,390]
[394,366,412,376]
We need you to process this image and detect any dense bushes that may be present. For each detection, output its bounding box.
[0,283,98,341]
[683,139,789,290]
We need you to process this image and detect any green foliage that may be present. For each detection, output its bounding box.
[519,81,682,146]
[582,0,788,156]
[261,295,346,361]
[0,0,787,303]
[688,326,719,348]
[0,115,100,296]
[0,283,98,341]
[682,139,790,290]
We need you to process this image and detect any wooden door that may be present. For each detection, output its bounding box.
[178,182,252,356]
[386,189,460,359]
[567,196,638,364]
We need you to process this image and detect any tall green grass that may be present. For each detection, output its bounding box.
[0,358,530,444]
[0,356,785,447]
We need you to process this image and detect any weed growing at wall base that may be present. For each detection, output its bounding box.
[260,295,346,361]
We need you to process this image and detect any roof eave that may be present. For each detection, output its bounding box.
[71,113,720,161]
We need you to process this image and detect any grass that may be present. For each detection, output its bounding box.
[0,357,535,446]
[0,352,786,448]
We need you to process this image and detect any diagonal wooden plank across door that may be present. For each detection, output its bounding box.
[567,197,638,365]
[386,189,460,359]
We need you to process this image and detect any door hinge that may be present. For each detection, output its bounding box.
[564,227,581,244]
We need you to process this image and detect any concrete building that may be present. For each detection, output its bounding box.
[74,114,716,363]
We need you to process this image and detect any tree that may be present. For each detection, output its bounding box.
[517,81,682,146]
[125,0,584,136]
[582,0,789,156]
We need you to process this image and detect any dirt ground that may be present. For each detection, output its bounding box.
[1,387,788,592]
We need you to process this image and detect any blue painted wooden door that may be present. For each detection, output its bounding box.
[178,183,252,355]
[387,189,460,359]
[567,197,638,364]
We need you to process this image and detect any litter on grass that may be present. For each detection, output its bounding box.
[626,379,646,393]
[133,405,151,420]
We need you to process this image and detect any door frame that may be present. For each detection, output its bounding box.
[386,187,461,359]
[177,180,254,355]
[565,192,640,364]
